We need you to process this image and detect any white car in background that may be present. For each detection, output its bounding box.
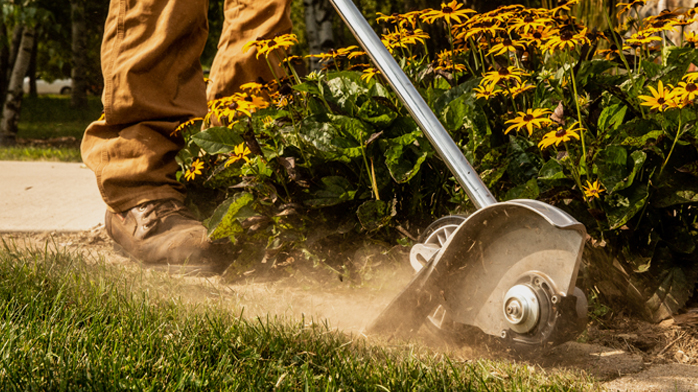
[23,77,72,95]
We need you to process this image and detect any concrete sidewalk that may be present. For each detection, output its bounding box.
[0,161,106,232]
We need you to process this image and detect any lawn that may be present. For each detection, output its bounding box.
[0,239,596,391]
[0,95,102,162]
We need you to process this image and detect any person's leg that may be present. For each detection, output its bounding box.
[81,0,230,272]
[82,0,209,212]
[207,0,292,100]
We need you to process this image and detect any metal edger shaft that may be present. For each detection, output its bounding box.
[328,0,496,209]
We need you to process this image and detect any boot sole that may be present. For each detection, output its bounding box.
[112,243,224,277]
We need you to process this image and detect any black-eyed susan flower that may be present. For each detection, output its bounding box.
[626,30,663,47]
[487,37,526,57]
[455,18,504,41]
[638,81,676,112]
[243,34,298,59]
[508,14,553,34]
[481,66,528,87]
[361,67,380,82]
[503,80,536,98]
[672,80,697,105]
[520,27,556,47]
[184,159,204,181]
[684,72,698,83]
[473,84,501,100]
[685,31,698,47]
[582,179,605,199]
[376,11,423,29]
[240,82,265,95]
[544,27,590,53]
[225,143,252,167]
[616,0,646,18]
[551,0,579,16]
[381,28,430,51]
[422,0,476,25]
[538,125,582,149]
[171,117,203,136]
[505,108,553,136]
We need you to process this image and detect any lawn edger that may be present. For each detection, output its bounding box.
[329,0,589,350]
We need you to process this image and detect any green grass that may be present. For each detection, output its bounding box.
[17,95,103,140]
[0,241,598,391]
[0,145,82,162]
[0,95,102,162]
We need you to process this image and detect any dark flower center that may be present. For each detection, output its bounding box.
[524,15,534,23]
[498,68,510,76]
[686,83,697,92]
[228,102,239,110]
[555,128,566,137]
[657,98,666,104]
[533,32,542,39]
[523,114,534,122]
[560,31,573,40]
[503,38,512,46]
[443,6,453,13]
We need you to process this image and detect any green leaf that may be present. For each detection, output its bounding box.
[652,171,698,207]
[356,199,394,231]
[504,178,540,201]
[603,184,648,230]
[207,192,257,241]
[328,114,372,145]
[506,136,540,185]
[296,117,351,163]
[615,150,646,192]
[538,158,566,181]
[432,78,480,114]
[383,131,428,183]
[293,82,322,96]
[597,104,627,134]
[192,127,245,155]
[640,59,662,79]
[594,145,628,193]
[357,99,397,128]
[576,60,616,85]
[620,130,663,148]
[304,176,357,207]
[660,46,698,81]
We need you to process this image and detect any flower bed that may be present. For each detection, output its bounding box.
[177,1,698,320]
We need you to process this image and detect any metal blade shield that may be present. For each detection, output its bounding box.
[435,200,585,337]
[367,200,585,339]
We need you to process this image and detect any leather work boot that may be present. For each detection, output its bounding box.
[105,199,232,275]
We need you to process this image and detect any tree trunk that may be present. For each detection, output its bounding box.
[0,14,9,104]
[71,0,88,108]
[6,24,23,82]
[1,26,35,146]
[28,33,38,98]
[303,0,334,71]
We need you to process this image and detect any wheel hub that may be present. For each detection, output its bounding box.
[503,284,540,334]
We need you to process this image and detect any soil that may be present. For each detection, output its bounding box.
[3,228,698,391]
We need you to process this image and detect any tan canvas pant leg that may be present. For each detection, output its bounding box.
[81,0,209,213]
[207,0,293,100]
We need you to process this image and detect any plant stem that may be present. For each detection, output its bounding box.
[659,110,683,178]
[566,50,587,172]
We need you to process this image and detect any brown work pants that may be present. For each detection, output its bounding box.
[81,0,292,213]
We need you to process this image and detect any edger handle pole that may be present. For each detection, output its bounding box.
[328,0,496,209]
